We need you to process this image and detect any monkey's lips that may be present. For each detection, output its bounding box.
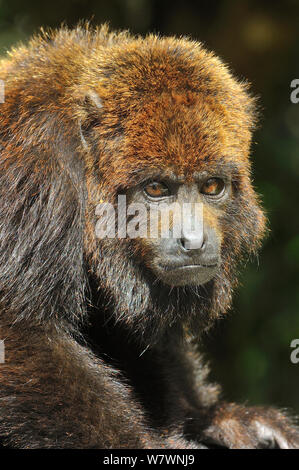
[155,262,219,286]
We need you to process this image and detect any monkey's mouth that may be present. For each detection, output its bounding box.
[163,263,218,271]
[155,262,219,286]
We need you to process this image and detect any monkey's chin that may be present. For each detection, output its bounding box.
[154,264,218,287]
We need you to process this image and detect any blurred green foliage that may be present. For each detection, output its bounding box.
[0,0,298,411]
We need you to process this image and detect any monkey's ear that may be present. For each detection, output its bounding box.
[84,90,103,110]
[77,89,103,149]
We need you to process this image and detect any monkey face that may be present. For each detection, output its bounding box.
[91,96,257,292]
[124,176,229,287]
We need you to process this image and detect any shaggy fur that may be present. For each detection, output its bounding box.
[0,24,298,448]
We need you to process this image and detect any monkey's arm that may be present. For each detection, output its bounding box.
[151,337,299,449]
[0,322,199,449]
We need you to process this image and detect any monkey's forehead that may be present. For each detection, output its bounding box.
[92,86,253,182]
[95,108,252,191]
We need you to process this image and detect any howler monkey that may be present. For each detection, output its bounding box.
[0,25,297,449]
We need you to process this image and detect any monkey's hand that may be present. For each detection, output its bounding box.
[201,403,299,449]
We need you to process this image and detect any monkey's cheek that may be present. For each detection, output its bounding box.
[153,265,219,287]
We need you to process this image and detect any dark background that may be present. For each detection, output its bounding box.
[0,0,298,412]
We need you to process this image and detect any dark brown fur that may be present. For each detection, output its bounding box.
[0,24,297,448]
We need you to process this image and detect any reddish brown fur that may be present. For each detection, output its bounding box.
[0,24,297,449]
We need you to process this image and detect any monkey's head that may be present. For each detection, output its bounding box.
[0,26,266,342]
[74,28,266,340]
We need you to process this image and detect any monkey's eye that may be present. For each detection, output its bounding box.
[144,181,170,198]
[201,178,225,196]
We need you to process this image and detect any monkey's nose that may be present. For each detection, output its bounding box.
[180,231,206,251]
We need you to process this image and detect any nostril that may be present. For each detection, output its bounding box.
[180,235,206,251]
[181,237,198,251]
[180,237,187,250]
